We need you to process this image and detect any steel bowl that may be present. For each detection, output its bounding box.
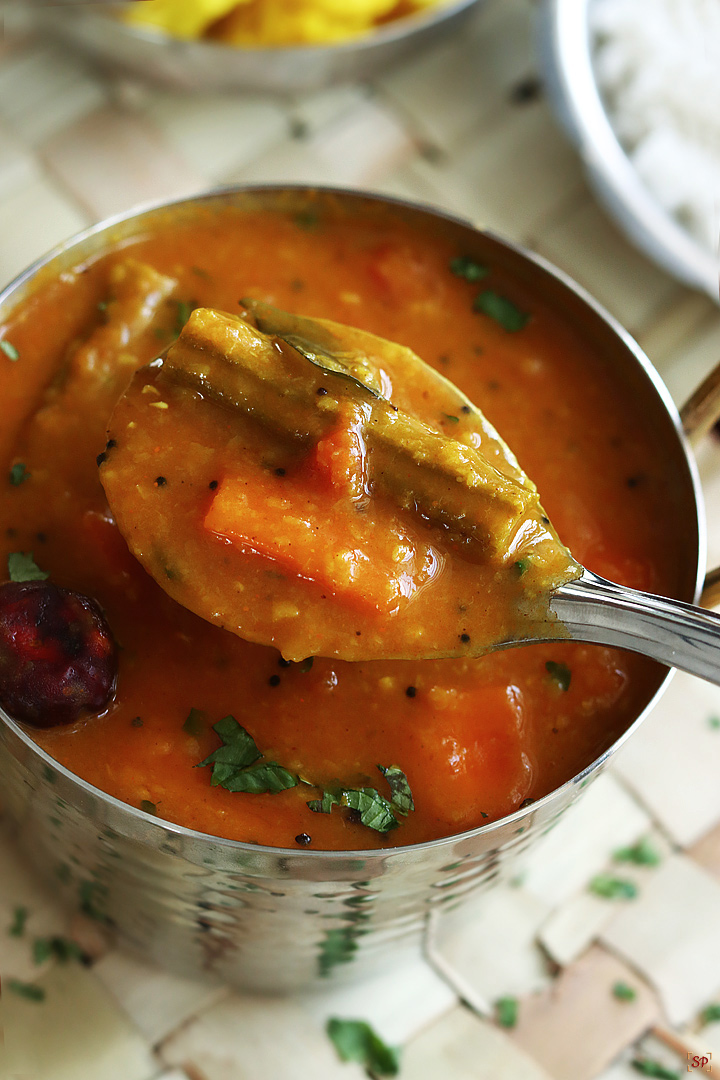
[537,0,719,302]
[0,185,708,992]
[39,0,484,93]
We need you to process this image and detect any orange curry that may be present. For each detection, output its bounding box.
[0,198,685,850]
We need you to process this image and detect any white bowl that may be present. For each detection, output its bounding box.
[538,0,719,301]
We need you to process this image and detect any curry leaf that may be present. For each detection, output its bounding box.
[222,762,298,794]
[7,551,49,582]
[326,1018,401,1077]
[307,790,341,814]
[473,289,529,332]
[630,1059,680,1079]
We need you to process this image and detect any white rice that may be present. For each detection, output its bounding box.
[591,0,720,255]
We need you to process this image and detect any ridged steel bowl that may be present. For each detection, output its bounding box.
[40,0,485,93]
[538,0,719,301]
[0,185,706,992]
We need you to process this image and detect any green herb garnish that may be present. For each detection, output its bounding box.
[97,299,109,312]
[32,935,83,965]
[473,290,529,332]
[700,1002,720,1024]
[326,1018,401,1077]
[709,715,720,730]
[613,837,661,866]
[196,715,298,794]
[495,996,519,1028]
[442,413,460,423]
[9,462,29,486]
[7,978,45,1002]
[319,927,360,977]
[588,874,638,900]
[450,255,488,283]
[308,766,413,834]
[513,558,530,576]
[8,905,28,937]
[293,210,319,230]
[630,1059,680,1079]
[545,660,571,691]
[1,339,20,361]
[182,707,205,737]
[612,981,637,1001]
[175,300,194,335]
[7,551,49,582]
[140,800,158,816]
[378,765,415,816]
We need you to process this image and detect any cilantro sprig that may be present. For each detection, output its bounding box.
[195,717,414,835]
[326,1018,400,1077]
[196,715,298,794]
[308,765,414,834]
[7,551,49,582]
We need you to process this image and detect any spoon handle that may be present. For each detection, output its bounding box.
[552,571,720,685]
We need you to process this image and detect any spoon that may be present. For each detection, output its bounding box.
[99,301,720,682]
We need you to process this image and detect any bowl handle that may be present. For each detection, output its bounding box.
[681,368,720,606]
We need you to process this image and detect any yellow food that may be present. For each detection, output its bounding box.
[123,0,452,46]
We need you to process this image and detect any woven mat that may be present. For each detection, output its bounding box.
[2,2,720,1077]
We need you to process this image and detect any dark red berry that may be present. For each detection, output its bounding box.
[0,581,117,728]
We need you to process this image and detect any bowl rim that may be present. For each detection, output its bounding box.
[52,0,481,57]
[0,182,705,861]
[538,0,720,301]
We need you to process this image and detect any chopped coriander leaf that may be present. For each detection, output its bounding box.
[326,1018,401,1077]
[450,255,488,282]
[700,1002,720,1024]
[612,981,637,1001]
[175,300,194,334]
[8,905,28,937]
[630,1059,680,1079]
[307,790,341,814]
[442,413,460,423]
[344,788,398,833]
[378,765,414,816]
[495,996,519,1028]
[588,873,638,900]
[545,660,571,691]
[513,558,530,576]
[7,978,45,1002]
[182,706,205,737]
[613,837,661,866]
[0,339,20,361]
[308,766,414,834]
[196,715,298,794]
[33,935,84,965]
[473,289,529,332]
[7,551,49,582]
[9,462,29,486]
[294,210,319,230]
